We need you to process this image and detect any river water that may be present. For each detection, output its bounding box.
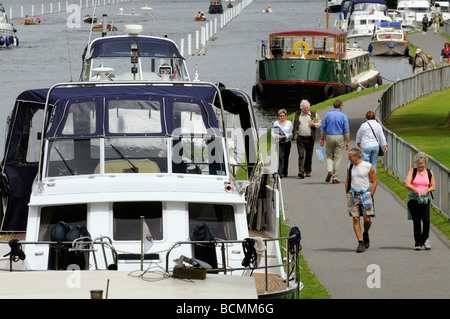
[0,0,413,152]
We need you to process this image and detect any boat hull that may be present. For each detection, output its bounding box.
[253,57,380,107]
[370,40,408,56]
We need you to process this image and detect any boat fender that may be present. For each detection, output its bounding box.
[241,238,257,268]
[252,85,257,102]
[5,36,10,47]
[288,226,302,255]
[0,36,4,46]
[255,82,264,98]
[3,239,26,263]
[14,36,19,46]
[368,43,373,53]
[323,84,334,100]
[294,41,309,55]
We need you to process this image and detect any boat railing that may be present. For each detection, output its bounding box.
[164,232,301,297]
[1,235,118,271]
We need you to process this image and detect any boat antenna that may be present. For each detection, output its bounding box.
[87,0,99,49]
[65,30,73,81]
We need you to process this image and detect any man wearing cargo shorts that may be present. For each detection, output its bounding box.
[345,148,377,253]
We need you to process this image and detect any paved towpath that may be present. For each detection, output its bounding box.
[281,91,450,298]
[407,29,448,65]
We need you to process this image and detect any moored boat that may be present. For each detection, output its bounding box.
[340,0,391,51]
[84,14,97,23]
[252,28,381,107]
[0,3,18,47]
[92,23,117,31]
[0,25,302,299]
[208,0,224,14]
[80,24,190,82]
[369,21,409,56]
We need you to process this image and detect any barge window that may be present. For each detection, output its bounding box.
[108,99,162,134]
[188,203,236,240]
[113,202,163,241]
[38,204,87,241]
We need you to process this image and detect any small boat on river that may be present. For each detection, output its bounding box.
[0,24,302,299]
[369,21,409,56]
[253,28,381,107]
[0,3,18,48]
[208,0,223,14]
[84,14,97,23]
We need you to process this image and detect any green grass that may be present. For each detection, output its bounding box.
[383,88,450,168]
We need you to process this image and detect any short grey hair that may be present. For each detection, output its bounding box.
[349,148,361,158]
[414,152,428,164]
[300,99,310,108]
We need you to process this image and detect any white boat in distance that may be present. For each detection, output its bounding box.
[369,21,409,56]
[340,0,391,51]
[0,25,302,299]
[0,3,18,48]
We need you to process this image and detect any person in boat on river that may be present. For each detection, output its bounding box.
[412,49,427,74]
[293,99,322,179]
[32,15,41,23]
[345,148,377,253]
[440,42,450,66]
[272,109,293,178]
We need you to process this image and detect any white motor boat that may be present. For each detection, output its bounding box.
[0,26,302,299]
[369,21,409,56]
[0,3,18,48]
[397,0,431,29]
[340,0,391,51]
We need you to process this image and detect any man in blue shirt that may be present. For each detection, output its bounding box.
[319,100,350,184]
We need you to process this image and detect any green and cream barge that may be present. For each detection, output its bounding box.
[252,28,382,107]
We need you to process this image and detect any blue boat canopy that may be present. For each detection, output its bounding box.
[0,83,252,232]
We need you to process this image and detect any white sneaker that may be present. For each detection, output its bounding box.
[424,239,431,250]
[414,245,422,251]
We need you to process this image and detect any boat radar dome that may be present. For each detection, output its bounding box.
[124,24,143,36]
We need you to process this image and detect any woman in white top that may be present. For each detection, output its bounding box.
[272,109,293,178]
[356,111,387,172]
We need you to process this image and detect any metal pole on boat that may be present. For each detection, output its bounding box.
[140,216,145,271]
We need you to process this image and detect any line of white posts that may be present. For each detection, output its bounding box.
[8,0,131,19]
[180,0,254,58]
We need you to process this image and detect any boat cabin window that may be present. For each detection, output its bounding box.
[15,107,43,164]
[103,137,167,173]
[61,101,97,135]
[172,137,226,175]
[188,203,236,240]
[353,2,387,13]
[38,204,87,241]
[113,202,163,241]
[107,99,162,134]
[270,35,341,59]
[88,57,188,81]
[172,101,209,135]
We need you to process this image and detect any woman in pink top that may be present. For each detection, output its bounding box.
[405,152,436,250]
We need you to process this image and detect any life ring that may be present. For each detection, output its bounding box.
[294,41,309,55]
[323,84,334,100]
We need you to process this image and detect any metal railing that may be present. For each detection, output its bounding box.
[375,66,450,219]
[165,234,301,298]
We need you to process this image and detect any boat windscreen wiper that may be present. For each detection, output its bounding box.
[109,144,139,173]
[54,147,76,175]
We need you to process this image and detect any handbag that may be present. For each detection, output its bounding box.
[367,122,384,156]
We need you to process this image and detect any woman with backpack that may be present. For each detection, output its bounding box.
[405,152,436,250]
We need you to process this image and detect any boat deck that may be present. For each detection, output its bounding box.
[0,270,257,299]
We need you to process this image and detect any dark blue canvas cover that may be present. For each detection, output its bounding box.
[0,84,251,232]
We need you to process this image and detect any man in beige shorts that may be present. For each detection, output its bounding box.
[345,148,377,253]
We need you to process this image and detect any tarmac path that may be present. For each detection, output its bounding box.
[407,29,449,66]
[281,91,450,299]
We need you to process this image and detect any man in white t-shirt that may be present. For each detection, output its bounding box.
[345,148,377,253]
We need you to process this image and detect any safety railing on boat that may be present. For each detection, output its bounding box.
[1,236,118,271]
[164,232,301,298]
